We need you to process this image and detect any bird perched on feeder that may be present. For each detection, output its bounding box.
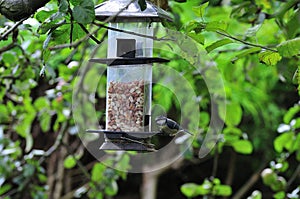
[155,115,193,136]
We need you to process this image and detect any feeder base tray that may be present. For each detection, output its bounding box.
[87,129,159,152]
[100,140,156,152]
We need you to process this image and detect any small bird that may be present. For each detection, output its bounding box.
[155,115,193,136]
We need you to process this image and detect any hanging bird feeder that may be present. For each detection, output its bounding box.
[86,0,172,152]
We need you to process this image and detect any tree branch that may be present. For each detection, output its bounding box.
[212,146,219,178]
[225,150,236,186]
[232,160,268,199]
[92,22,172,41]
[0,42,16,54]
[48,26,102,50]
[287,164,300,188]
[78,23,101,44]
[38,121,68,164]
[216,31,278,52]
[0,18,25,41]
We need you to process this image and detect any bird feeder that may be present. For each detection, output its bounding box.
[87,0,172,151]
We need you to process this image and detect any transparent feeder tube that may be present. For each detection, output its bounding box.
[106,21,153,132]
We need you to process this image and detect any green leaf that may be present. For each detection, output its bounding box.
[283,105,300,124]
[35,10,56,23]
[223,127,242,136]
[181,183,202,197]
[2,52,17,66]
[15,107,35,153]
[59,0,69,13]
[223,127,242,143]
[212,184,232,196]
[64,155,77,169]
[258,51,282,66]
[273,191,285,199]
[192,2,209,18]
[181,184,196,197]
[286,11,300,38]
[138,0,147,11]
[91,163,106,182]
[34,98,50,110]
[38,174,47,183]
[277,37,300,58]
[231,47,261,62]
[73,0,95,24]
[254,0,271,9]
[115,153,131,172]
[42,49,51,63]
[70,0,82,6]
[184,21,205,33]
[274,132,294,153]
[293,133,300,152]
[51,25,70,44]
[105,181,118,196]
[72,23,86,41]
[206,38,233,53]
[205,21,228,32]
[231,140,253,154]
[199,112,210,127]
[40,112,51,132]
[37,12,65,34]
[197,184,211,195]
[219,102,243,126]
[0,184,12,195]
[0,104,10,123]
[188,32,205,45]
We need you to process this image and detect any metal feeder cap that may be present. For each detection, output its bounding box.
[95,0,173,22]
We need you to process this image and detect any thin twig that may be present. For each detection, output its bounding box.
[62,142,91,180]
[38,121,68,164]
[212,146,219,178]
[48,26,101,50]
[225,150,236,186]
[79,23,101,44]
[232,160,269,199]
[0,43,16,54]
[69,3,74,48]
[0,18,26,41]
[287,164,300,188]
[216,31,278,52]
[0,28,18,54]
[93,22,171,41]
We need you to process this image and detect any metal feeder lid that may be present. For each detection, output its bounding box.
[95,0,173,22]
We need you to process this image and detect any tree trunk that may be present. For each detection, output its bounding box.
[0,0,50,21]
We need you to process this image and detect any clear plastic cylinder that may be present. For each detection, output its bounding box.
[106,21,153,132]
[107,22,153,58]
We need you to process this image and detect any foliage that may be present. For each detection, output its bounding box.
[181,178,232,198]
[169,0,300,198]
[0,0,299,198]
